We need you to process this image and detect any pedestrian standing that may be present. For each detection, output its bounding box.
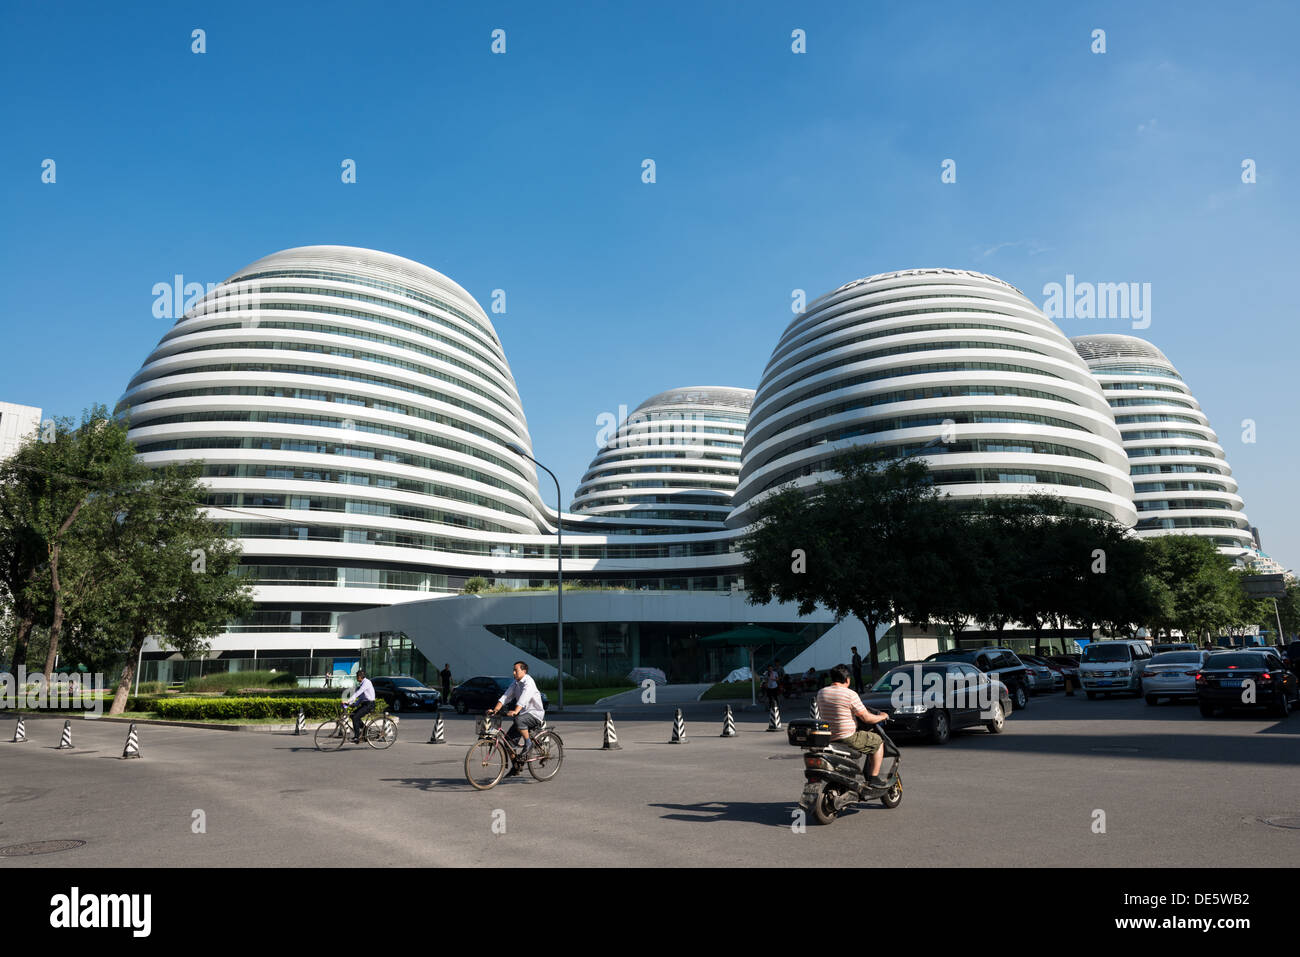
[440,662,452,701]
[851,646,863,693]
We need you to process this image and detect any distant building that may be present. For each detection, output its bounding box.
[0,401,42,460]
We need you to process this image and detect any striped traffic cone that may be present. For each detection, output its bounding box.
[601,711,622,750]
[122,723,142,759]
[720,705,737,737]
[428,711,446,744]
[57,719,73,750]
[809,697,821,721]
[13,716,27,743]
[670,708,687,743]
[766,699,782,731]
[295,709,306,735]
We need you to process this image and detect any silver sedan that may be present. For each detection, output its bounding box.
[1143,651,1211,704]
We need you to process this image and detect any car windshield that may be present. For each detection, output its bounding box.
[871,665,956,692]
[1149,653,1202,665]
[1082,645,1131,663]
[493,677,513,691]
[928,652,974,662]
[390,678,427,689]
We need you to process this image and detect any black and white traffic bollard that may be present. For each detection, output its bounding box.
[295,708,306,735]
[13,716,27,743]
[429,710,447,744]
[766,699,782,731]
[670,708,688,743]
[809,697,821,721]
[122,723,142,759]
[57,719,73,750]
[720,705,737,737]
[601,711,622,750]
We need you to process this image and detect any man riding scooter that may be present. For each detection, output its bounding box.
[816,664,891,789]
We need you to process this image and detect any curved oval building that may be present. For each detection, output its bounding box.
[1071,334,1253,559]
[570,386,753,532]
[729,269,1137,527]
[118,246,557,647]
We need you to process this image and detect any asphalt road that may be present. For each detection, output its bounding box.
[2,692,1297,867]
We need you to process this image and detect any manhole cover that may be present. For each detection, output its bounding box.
[1089,746,1141,753]
[0,840,86,857]
[1262,816,1300,830]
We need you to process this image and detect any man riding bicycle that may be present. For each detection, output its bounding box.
[488,661,545,773]
[344,669,376,743]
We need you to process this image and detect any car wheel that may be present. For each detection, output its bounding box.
[930,709,951,745]
[1270,692,1291,719]
[390,697,402,713]
[1198,702,1216,718]
[984,701,1005,734]
[1012,685,1028,711]
[455,698,467,715]
[1145,695,1158,706]
[1086,691,1097,700]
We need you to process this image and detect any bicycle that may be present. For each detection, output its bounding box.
[464,712,564,789]
[315,703,397,751]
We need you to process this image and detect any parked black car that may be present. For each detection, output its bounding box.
[371,676,441,713]
[860,662,1011,744]
[1196,651,1298,718]
[925,648,1032,710]
[449,675,550,714]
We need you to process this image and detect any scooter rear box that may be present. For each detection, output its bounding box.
[787,718,832,747]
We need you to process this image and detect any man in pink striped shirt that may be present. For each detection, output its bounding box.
[816,664,891,788]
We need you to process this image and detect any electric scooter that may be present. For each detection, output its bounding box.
[789,709,902,825]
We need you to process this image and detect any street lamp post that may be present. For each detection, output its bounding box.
[507,443,563,710]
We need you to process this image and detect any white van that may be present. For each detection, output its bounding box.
[1078,639,1153,698]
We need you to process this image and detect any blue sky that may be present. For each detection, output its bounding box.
[2,1,1297,571]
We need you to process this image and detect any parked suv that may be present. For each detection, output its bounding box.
[1078,639,1153,698]
[925,648,1032,710]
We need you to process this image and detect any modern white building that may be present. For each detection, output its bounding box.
[0,401,42,460]
[115,252,1260,683]
[571,386,754,532]
[729,269,1137,528]
[1071,334,1254,560]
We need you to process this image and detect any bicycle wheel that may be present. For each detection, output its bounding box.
[526,731,564,781]
[315,720,347,751]
[366,716,398,750]
[464,739,508,790]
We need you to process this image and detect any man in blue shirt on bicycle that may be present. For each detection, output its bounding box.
[345,669,376,743]
[488,661,545,768]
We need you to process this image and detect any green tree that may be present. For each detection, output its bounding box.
[86,462,255,715]
[742,447,942,672]
[0,406,139,678]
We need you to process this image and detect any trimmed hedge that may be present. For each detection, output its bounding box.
[222,687,348,699]
[152,697,387,721]
[181,671,298,693]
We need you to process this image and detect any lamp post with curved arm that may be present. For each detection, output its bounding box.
[507,443,563,710]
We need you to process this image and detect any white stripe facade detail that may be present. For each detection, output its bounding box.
[0,401,42,461]
[729,268,1137,527]
[571,386,754,532]
[1071,334,1253,558]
